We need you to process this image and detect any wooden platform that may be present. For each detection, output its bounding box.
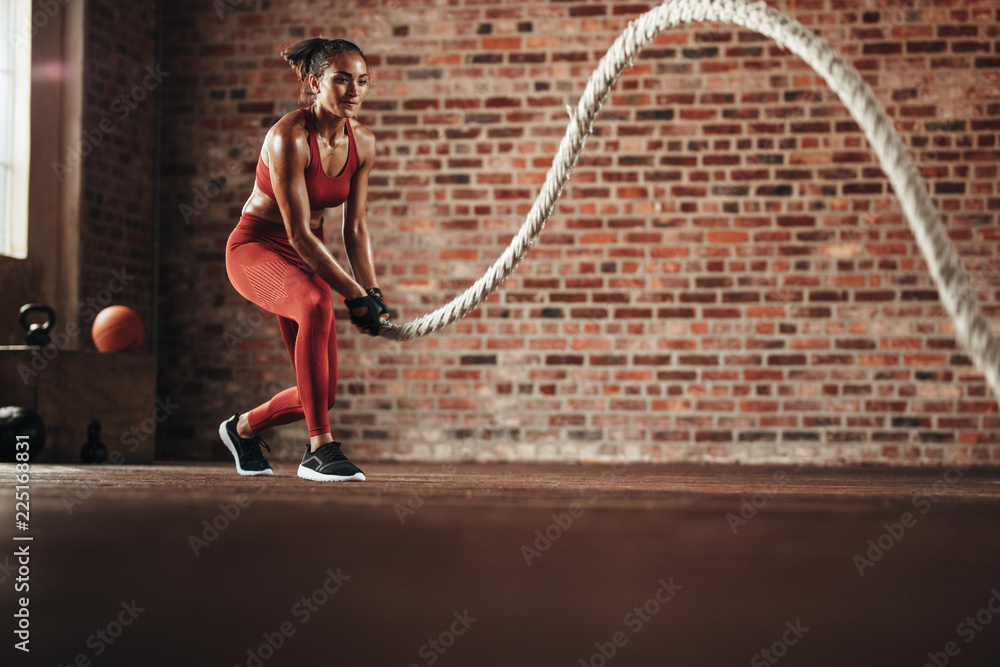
[0,347,157,463]
[2,461,1000,666]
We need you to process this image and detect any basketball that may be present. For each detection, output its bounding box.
[92,305,145,352]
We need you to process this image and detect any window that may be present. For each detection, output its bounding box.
[0,0,31,259]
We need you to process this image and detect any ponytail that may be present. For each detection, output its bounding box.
[281,38,371,104]
[282,37,327,83]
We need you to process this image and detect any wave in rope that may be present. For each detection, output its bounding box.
[376,0,1000,406]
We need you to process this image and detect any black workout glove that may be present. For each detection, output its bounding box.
[345,294,383,336]
[366,287,391,321]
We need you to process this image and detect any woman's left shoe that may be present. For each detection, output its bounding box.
[297,442,366,482]
[218,412,274,476]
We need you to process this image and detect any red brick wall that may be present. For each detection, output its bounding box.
[78,0,158,346]
[156,0,1000,465]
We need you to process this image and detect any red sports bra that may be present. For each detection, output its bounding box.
[254,107,358,210]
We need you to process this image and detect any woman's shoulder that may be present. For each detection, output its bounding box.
[349,118,376,162]
[259,110,311,168]
[269,109,309,135]
[265,109,311,148]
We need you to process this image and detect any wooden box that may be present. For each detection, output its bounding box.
[0,346,156,463]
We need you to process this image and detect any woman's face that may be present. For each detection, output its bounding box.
[311,53,370,118]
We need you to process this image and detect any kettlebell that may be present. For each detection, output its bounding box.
[0,406,46,462]
[80,419,108,464]
[19,303,56,347]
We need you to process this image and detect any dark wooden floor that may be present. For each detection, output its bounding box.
[2,461,1000,666]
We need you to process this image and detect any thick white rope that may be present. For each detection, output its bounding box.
[377,0,1000,403]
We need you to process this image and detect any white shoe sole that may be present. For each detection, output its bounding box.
[296,464,365,482]
[218,419,273,476]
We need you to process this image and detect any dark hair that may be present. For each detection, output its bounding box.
[281,38,371,104]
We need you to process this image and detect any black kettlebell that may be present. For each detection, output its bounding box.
[80,419,108,464]
[0,406,46,462]
[19,303,56,347]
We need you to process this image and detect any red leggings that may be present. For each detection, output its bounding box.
[225,214,336,436]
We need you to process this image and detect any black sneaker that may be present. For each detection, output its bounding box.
[218,412,273,476]
[297,442,366,482]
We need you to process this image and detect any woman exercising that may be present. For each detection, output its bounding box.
[220,38,388,482]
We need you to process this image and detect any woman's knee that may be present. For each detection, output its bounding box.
[293,282,333,322]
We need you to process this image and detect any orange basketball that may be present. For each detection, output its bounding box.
[92,305,145,352]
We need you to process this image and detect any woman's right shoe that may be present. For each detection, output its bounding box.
[218,412,274,476]
[297,441,366,482]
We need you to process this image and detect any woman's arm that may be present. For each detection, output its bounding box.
[267,119,366,301]
[342,125,378,290]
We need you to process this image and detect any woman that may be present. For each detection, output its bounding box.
[219,38,388,482]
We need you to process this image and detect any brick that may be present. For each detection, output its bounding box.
[741,401,779,412]
[482,37,521,50]
[863,43,903,55]
[658,308,696,318]
[707,230,749,243]
[767,355,807,366]
[460,355,497,365]
[907,41,947,53]
[695,431,733,443]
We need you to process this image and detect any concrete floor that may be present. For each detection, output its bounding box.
[2,461,1000,666]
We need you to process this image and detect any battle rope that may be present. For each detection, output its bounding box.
[377,0,1000,403]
